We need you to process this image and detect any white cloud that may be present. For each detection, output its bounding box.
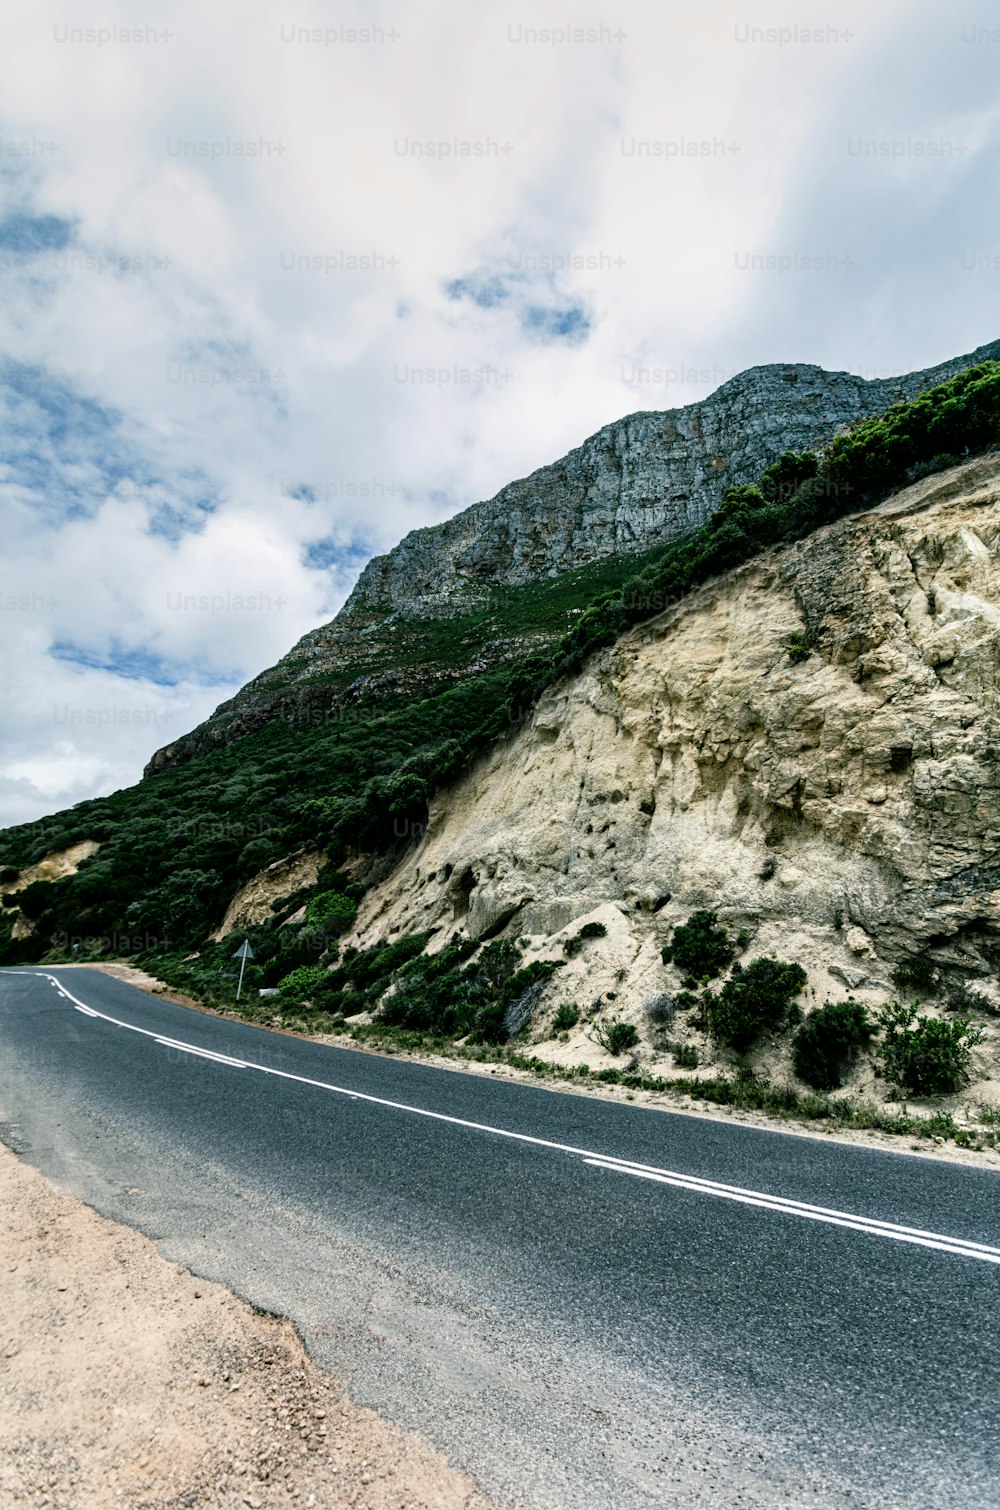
[0,0,998,825]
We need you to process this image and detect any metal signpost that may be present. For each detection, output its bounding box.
[233,939,254,999]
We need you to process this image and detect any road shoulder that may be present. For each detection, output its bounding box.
[0,1140,492,1510]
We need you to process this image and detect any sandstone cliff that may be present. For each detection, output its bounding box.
[146,341,1000,774]
[348,455,1000,1073]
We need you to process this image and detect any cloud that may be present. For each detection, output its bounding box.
[0,0,996,827]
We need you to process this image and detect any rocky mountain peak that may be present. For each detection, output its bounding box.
[145,339,1000,774]
[342,341,1000,621]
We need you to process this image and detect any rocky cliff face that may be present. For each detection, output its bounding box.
[350,456,1000,1033]
[345,341,1000,618]
[147,340,1000,774]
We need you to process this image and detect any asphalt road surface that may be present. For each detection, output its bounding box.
[2,966,999,1508]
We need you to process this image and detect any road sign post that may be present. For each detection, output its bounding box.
[233,939,254,1000]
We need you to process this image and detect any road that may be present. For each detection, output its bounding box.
[1,966,999,1508]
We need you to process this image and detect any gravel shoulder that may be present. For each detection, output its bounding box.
[0,1140,492,1510]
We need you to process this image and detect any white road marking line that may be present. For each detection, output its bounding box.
[589,1154,1000,1256]
[4,967,1000,1265]
[584,1160,1000,1264]
[154,1036,248,1069]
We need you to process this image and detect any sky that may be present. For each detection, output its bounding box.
[1,0,998,828]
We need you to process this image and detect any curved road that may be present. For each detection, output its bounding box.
[1,966,999,1508]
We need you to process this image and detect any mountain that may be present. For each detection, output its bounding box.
[4,339,1000,1108]
[354,452,1000,987]
[145,339,1000,774]
[197,449,1000,1111]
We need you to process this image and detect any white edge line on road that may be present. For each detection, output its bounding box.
[5,968,1000,1265]
[583,1160,1000,1263]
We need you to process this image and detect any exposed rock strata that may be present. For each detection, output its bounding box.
[351,456,1000,1005]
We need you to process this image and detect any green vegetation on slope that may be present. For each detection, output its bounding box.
[2,361,999,964]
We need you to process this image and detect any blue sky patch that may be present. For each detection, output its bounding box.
[521,302,591,345]
[303,537,373,572]
[444,266,592,346]
[0,212,74,256]
[49,638,235,688]
[444,274,510,309]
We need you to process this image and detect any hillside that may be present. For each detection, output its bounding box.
[145,340,1000,773]
[121,435,1000,1137]
[346,452,1000,1093]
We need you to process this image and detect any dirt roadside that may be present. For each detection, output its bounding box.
[0,1142,492,1510]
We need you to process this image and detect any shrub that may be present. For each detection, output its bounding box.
[472,938,520,990]
[594,1019,640,1056]
[553,1002,581,1032]
[671,1043,699,1069]
[946,981,999,1017]
[339,932,434,994]
[501,977,548,1040]
[377,941,487,1038]
[127,867,224,941]
[237,836,284,875]
[257,929,336,986]
[662,910,733,979]
[877,1001,984,1096]
[503,958,561,1000]
[705,957,807,1051]
[891,955,940,998]
[277,964,328,1001]
[792,999,872,1091]
[645,993,675,1027]
[785,631,812,663]
[564,920,608,957]
[305,890,357,934]
[377,938,561,1045]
